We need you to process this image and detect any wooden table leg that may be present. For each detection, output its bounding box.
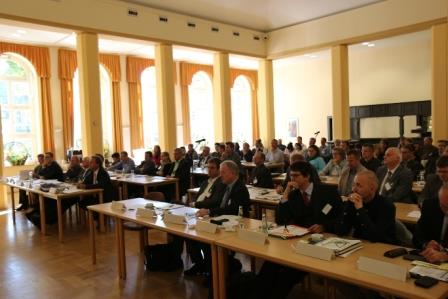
[211,244,220,299]
[175,181,179,202]
[10,186,15,224]
[89,209,96,265]
[57,198,63,242]
[99,192,105,233]
[123,183,128,200]
[39,194,46,236]
[217,246,228,299]
[115,217,126,279]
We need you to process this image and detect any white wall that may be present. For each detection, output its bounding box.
[273,50,332,143]
[349,31,431,106]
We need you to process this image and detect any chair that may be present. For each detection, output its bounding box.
[395,220,413,247]
[123,192,166,252]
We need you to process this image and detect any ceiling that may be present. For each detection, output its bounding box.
[121,0,383,31]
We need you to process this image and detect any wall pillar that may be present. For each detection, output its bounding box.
[76,32,103,156]
[331,45,350,140]
[155,44,177,152]
[257,59,275,144]
[213,52,232,142]
[431,24,448,141]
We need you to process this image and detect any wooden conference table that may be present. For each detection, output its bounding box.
[109,173,179,200]
[215,231,448,299]
[2,176,103,241]
[88,199,445,299]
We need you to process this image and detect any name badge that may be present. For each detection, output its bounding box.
[253,177,258,184]
[322,204,332,215]
[385,182,392,191]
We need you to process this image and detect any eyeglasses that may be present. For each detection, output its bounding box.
[290,173,302,178]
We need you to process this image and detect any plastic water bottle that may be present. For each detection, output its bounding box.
[261,213,268,234]
[238,206,244,228]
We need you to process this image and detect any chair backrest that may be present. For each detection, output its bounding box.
[144,191,165,202]
[395,220,413,247]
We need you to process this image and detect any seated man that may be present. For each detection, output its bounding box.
[135,151,157,176]
[414,185,448,263]
[110,152,120,167]
[38,152,64,181]
[107,151,135,173]
[376,147,414,203]
[166,148,191,200]
[336,170,396,244]
[241,142,254,162]
[338,150,366,197]
[360,144,382,172]
[184,158,226,275]
[79,156,91,182]
[78,155,113,209]
[258,161,343,299]
[400,144,423,181]
[419,156,448,205]
[64,155,83,182]
[319,147,346,177]
[198,146,211,167]
[186,143,199,160]
[17,153,44,211]
[222,142,241,165]
[265,139,284,163]
[249,152,274,188]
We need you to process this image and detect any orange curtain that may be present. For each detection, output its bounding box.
[179,62,213,144]
[0,42,54,153]
[230,68,259,141]
[58,49,77,152]
[99,54,123,151]
[126,56,154,150]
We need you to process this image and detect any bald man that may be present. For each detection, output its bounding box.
[336,170,396,244]
[376,147,413,203]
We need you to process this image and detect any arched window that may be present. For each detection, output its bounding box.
[231,75,252,143]
[0,53,40,165]
[73,65,114,153]
[141,66,159,148]
[188,71,214,145]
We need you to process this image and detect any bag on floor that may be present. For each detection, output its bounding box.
[143,243,182,271]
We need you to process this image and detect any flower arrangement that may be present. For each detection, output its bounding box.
[4,141,29,166]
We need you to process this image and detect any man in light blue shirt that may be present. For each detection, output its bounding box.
[107,151,135,173]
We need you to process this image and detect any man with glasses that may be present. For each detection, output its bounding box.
[419,156,448,205]
[400,144,423,181]
[38,152,64,181]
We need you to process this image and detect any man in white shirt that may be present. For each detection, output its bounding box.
[265,139,284,163]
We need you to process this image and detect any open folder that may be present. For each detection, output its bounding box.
[268,225,309,239]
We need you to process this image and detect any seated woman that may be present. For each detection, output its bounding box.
[306,145,326,173]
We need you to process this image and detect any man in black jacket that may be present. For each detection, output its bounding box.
[17,153,44,211]
[258,161,343,299]
[64,155,83,182]
[78,155,113,208]
[184,158,226,276]
[167,148,191,200]
[249,152,274,188]
[38,152,64,181]
[336,170,396,244]
[418,156,448,205]
[135,151,157,176]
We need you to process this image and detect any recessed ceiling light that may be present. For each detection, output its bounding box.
[17,29,27,34]
[11,33,21,38]
[310,55,317,58]
[362,42,369,46]
[367,43,375,47]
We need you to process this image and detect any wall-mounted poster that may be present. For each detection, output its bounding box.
[288,118,299,138]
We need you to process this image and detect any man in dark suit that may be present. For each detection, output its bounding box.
[336,170,396,244]
[135,151,157,176]
[184,158,226,276]
[38,152,64,181]
[414,185,448,263]
[197,160,250,217]
[78,155,113,209]
[166,148,191,201]
[258,161,343,299]
[64,155,83,182]
[197,146,211,168]
[400,144,423,181]
[249,152,274,188]
[360,144,382,172]
[17,153,44,211]
[376,147,414,203]
[419,156,448,205]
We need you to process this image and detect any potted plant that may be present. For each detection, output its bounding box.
[4,141,29,166]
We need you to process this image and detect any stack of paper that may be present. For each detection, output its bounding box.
[316,237,362,256]
[268,225,309,239]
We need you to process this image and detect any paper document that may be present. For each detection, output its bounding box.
[410,265,448,282]
[316,237,362,256]
[268,225,309,239]
[407,211,421,218]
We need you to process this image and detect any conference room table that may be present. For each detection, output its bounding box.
[87,197,252,299]
[109,173,179,201]
[215,229,448,299]
[1,176,104,241]
[241,161,285,171]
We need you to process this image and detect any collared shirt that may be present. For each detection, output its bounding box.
[266,148,284,163]
[220,178,238,208]
[379,164,399,194]
[196,177,218,202]
[302,182,314,200]
[171,159,182,176]
[93,169,99,184]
